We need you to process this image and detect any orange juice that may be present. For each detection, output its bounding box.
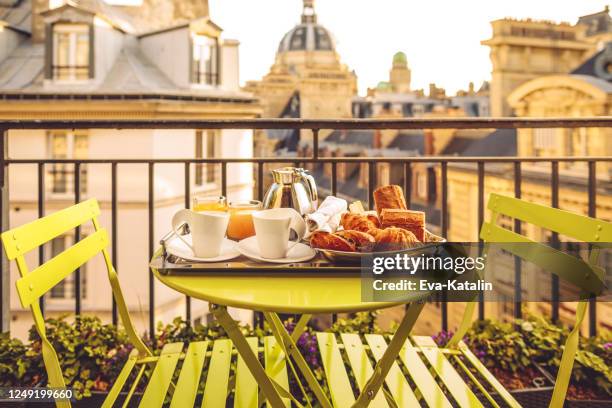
[193,202,227,212]
[193,196,227,212]
[227,201,261,240]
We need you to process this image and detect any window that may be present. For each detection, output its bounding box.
[52,23,90,80]
[49,236,87,299]
[533,128,556,155]
[192,35,218,85]
[195,130,217,186]
[48,131,88,194]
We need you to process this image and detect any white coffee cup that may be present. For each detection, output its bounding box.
[172,209,229,258]
[252,208,306,259]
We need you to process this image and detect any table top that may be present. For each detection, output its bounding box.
[150,249,418,313]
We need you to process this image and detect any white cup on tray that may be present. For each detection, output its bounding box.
[252,208,306,259]
[171,209,230,258]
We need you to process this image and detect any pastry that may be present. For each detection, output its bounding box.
[310,231,356,252]
[335,230,376,252]
[340,213,378,233]
[373,185,407,215]
[380,209,426,242]
[365,212,381,228]
[369,227,420,251]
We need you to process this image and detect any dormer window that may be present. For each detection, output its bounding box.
[52,23,90,80]
[192,34,218,85]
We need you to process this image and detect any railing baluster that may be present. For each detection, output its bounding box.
[312,129,319,160]
[331,162,337,196]
[440,161,448,332]
[38,163,45,316]
[221,161,227,198]
[588,161,597,336]
[550,161,559,323]
[184,162,191,324]
[403,162,414,312]
[0,129,5,332]
[403,162,412,208]
[74,162,81,316]
[368,161,376,210]
[477,161,485,320]
[514,161,522,320]
[257,162,264,201]
[111,162,118,326]
[330,159,338,327]
[148,162,155,340]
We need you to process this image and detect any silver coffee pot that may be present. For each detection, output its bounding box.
[262,167,318,216]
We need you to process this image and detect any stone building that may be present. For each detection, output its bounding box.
[388,51,411,94]
[244,0,357,121]
[447,33,612,335]
[0,0,259,337]
[482,8,612,116]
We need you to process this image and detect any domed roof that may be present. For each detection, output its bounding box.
[278,23,336,53]
[393,52,408,65]
[277,0,336,53]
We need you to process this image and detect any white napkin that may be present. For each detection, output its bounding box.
[306,196,347,233]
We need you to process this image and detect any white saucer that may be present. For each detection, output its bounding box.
[165,234,240,262]
[237,236,317,264]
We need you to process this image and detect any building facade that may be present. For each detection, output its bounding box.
[447,18,612,333]
[481,9,612,116]
[244,0,357,121]
[0,0,260,338]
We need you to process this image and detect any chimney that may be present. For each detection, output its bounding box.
[31,0,49,43]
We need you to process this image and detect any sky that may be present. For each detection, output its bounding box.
[204,0,608,95]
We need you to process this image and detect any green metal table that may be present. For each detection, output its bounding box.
[150,249,431,408]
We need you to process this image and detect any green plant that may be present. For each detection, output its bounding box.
[26,315,131,399]
[0,333,29,386]
[518,312,612,397]
[465,318,532,373]
[330,311,380,334]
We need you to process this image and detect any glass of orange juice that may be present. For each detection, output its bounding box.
[227,200,262,241]
[192,195,227,212]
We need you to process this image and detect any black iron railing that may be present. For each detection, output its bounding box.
[1,118,610,337]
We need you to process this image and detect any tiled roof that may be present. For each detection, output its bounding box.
[326,129,375,147]
[0,0,31,33]
[0,37,254,102]
[442,129,516,156]
[388,130,425,154]
[0,40,43,90]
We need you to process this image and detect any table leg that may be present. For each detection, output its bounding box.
[353,302,425,407]
[264,312,334,408]
[210,304,287,408]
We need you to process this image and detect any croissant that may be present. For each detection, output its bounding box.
[335,230,376,252]
[380,209,426,242]
[340,213,378,233]
[366,213,381,229]
[369,227,420,251]
[373,185,407,215]
[310,231,356,252]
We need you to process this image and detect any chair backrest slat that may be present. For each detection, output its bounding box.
[15,228,109,308]
[1,199,100,260]
[486,193,612,244]
[481,223,604,294]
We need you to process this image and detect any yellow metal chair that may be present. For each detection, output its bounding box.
[1,199,291,408]
[313,193,609,408]
[478,193,609,407]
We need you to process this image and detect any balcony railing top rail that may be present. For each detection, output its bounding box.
[1,116,612,130]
